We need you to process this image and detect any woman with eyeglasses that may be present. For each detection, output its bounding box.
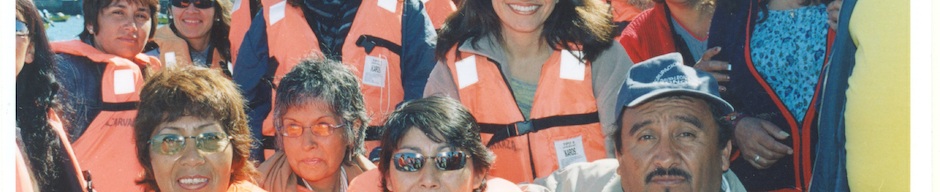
[51,0,162,190]
[347,96,521,192]
[16,0,90,191]
[145,0,233,76]
[256,57,374,192]
[134,66,264,192]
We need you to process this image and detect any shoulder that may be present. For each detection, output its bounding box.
[227,180,267,192]
[533,159,620,191]
[484,177,522,192]
[348,169,383,192]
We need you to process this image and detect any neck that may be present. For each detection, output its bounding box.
[500,29,551,61]
[664,1,715,38]
[186,34,210,52]
[305,169,342,192]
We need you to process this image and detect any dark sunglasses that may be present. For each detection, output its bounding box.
[15,20,29,36]
[149,132,232,155]
[171,0,214,9]
[393,151,468,172]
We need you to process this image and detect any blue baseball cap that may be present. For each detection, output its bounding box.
[615,53,733,119]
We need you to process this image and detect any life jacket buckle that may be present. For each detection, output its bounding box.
[512,120,534,136]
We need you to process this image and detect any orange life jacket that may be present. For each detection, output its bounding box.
[49,109,92,191]
[230,0,254,66]
[151,26,227,71]
[51,40,156,192]
[442,46,607,183]
[16,141,36,192]
[261,0,404,158]
[423,0,456,29]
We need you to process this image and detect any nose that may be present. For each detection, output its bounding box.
[418,161,441,189]
[301,131,318,150]
[179,140,206,167]
[652,138,680,168]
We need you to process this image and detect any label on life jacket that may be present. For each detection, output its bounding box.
[554,136,587,168]
[559,51,586,81]
[363,55,388,87]
[455,55,478,89]
[378,0,396,12]
[114,69,136,95]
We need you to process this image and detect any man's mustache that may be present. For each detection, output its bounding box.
[645,167,692,183]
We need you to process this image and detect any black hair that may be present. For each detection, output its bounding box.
[16,0,72,191]
[379,96,494,192]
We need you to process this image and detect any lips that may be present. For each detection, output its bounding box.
[508,3,540,15]
[649,175,687,186]
[301,158,324,165]
[177,176,210,190]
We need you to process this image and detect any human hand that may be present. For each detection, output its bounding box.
[693,47,731,93]
[827,0,843,31]
[733,117,794,169]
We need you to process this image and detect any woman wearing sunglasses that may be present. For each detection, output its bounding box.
[347,96,521,192]
[146,0,233,76]
[16,0,90,191]
[51,0,162,191]
[135,66,264,192]
[256,57,374,192]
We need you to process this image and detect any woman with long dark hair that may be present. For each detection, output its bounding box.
[146,0,233,76]
[16,0,89,191]
[424,0,633,183]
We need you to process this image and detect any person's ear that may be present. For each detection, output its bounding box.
[472,170,487,191]
[385,175,394,192]
[86,24,95,35]
[24,43,35,64]
[721,140,732,171]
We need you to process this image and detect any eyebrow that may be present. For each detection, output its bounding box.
[161,123,218,131]
[675,115,704,130]
[629,120,653,135]
[397,144,450,154]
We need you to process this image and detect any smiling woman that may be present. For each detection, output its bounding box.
[145,0,233,75]
[134,66,264,192]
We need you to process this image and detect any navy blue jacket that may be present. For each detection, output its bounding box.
[809,0,855,191]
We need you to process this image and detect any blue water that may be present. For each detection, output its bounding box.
[45,16,165,42]
[45,16,85,41]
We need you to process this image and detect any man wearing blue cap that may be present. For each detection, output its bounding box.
[524,53,745,192]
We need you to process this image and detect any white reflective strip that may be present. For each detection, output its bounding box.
[559,50,586,81]
[164,52,177,68]
[113,69,135,95]
[378,0,397,13]
[456,56,478,89]
[232,0,242,12]
[269,1,286,26]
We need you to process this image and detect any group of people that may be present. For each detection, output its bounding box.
[14,0,908,191]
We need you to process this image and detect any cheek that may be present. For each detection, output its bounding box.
[441,169,475,191]
[388,170,415,191]
[209,148,234,188]
[150,155,178,189]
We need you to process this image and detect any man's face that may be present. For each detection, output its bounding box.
[616,96,731,192]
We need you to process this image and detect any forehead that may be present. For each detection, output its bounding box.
[104,0,151,10]
[619,96,716,132]
[397,127,450,151]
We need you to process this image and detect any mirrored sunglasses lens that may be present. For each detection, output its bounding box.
[197,133,228,152]
[152,134,184,155]
[394,153,423,172]
[436,151,467,171]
